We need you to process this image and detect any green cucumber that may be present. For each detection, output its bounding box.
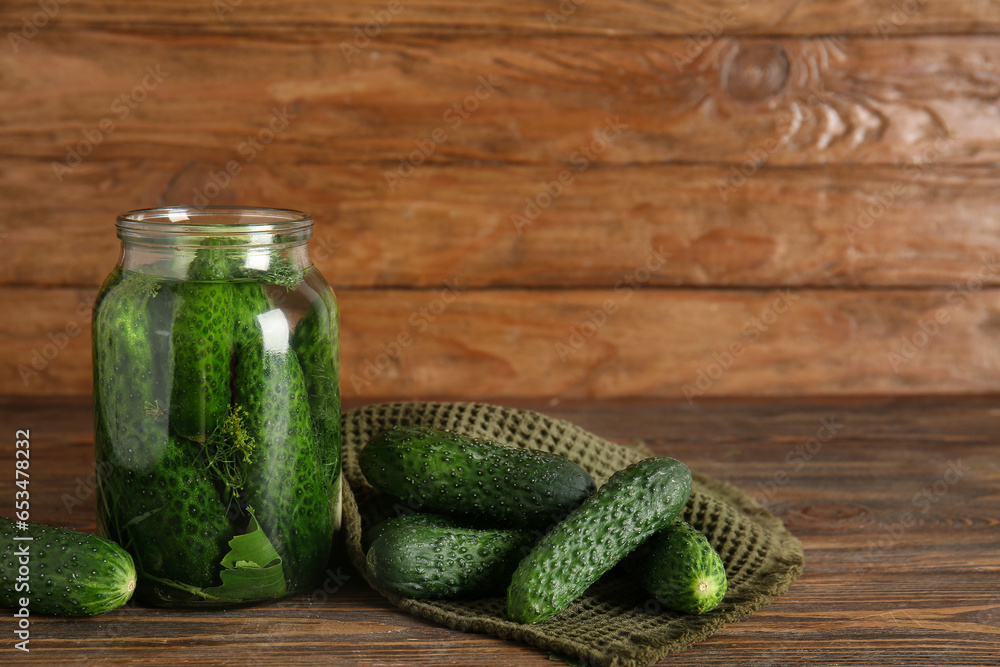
[290,276,342,527]
[359,426,597,528]
[92,267,172,470]
[0,517,136,617]
[361,513,465,552]
[166,243,236,442]
[366,521,536,599]
[99,434,236,593]
[234,283,332,591]
[507,457,692,624]
[94,267,236,599]
[640,520,727,614]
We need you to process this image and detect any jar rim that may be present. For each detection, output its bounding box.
[116,206,313,244]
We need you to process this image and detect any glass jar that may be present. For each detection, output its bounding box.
[92,206,341,608]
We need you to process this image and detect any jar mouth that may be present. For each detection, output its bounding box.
[116,206,313,245]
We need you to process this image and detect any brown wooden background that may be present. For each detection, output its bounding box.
[2,0,1000,401]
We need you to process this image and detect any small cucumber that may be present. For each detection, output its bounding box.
[92,267,172,470]
[640,520,727,614]
[366,520,536,599]
[100,434,236,592]
[507,457,692,624]
[234,283,332,591]
[0,517,136,617]
[167,282,234,442]
[290,277,342,527]
[361,513,464,552]
[359,426,597,528]
[166,244,236,441]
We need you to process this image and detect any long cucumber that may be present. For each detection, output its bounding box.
[92,267,172,471]
[233,283,332,591]
[290,276,342,529]
[167,241,236,441]
[359,426,597,528]
[507,457,692,624]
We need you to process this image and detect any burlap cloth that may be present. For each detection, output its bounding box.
[340,402,804,667]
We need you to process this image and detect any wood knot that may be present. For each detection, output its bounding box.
[724,43,789,103]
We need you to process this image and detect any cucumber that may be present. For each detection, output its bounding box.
[0,517,136,617]
[234,283,333,591]
[361,513,465,553]
[366,521,536,599]
[290,277,342,526]
[640,520,727,614]
[359,426,597,528]
[92,267,172,470]
[166,243,236,442]
[99,434,236,593]
[506,457,692,624]
[94,266,236,599]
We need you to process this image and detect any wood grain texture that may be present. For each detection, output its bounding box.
[0,395,996,666]
[5,159,1000,289]
[1,0,998,36]
[5,285,1000,398]
[2,33,998,167]
[3,2,1000,400]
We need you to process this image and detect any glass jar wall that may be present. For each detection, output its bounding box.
[92,207,341,608]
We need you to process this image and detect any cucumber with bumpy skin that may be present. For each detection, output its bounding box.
[360,426,597,528]
[507,457,692,624]
[291,276,342,527]
[167,241,236,442]
[234,283,332,591]
[0,517,136,617]
[640,520,727,614]
[366,521,536,599]
[100,434,236,593]
[92,267,172,470]
[361,513,464,552]
[93,267,236,598]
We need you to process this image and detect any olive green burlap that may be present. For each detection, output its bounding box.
[340,402,804,667]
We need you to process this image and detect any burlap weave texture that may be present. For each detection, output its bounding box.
[340,402,804,667]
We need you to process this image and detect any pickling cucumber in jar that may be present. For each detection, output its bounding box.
[92,207,343,608]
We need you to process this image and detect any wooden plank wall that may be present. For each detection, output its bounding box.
[2,1,999,400]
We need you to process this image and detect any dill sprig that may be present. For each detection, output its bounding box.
[204,405,257,495]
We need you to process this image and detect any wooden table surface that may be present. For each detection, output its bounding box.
[1,395,997,666]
